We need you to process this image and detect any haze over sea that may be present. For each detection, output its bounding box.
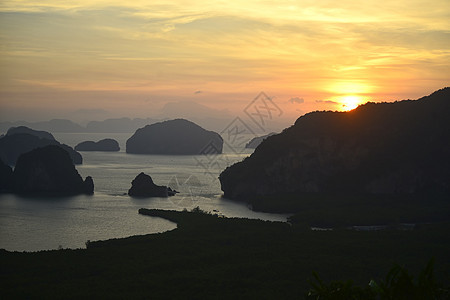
[0,133,288,252]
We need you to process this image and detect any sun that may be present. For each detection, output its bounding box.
[325,81,371,111]
[340,95,363,111]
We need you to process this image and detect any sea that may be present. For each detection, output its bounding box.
[0,133,288,252]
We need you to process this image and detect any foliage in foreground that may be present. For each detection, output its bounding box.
[306,258,449,299]
[1,209,449,299]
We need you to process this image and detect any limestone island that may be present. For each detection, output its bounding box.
[6,125,56,140]
[245,132,277,149]
[0,158,13,192]
[128,172,178,197]
[75,139,120,152]
[5,145,93,196]
[126,119,223,155]
[0,126,82,165]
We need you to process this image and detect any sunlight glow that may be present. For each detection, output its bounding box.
[0,0,448,121]
[327,81,373,95]
[340,95,364,111]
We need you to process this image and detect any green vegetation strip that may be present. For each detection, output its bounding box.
[1,208,449,299]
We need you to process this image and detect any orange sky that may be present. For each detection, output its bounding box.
[0,0,449,125]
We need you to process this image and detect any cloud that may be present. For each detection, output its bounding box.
[288,97,304,104]
[1,0,448,121]
[316,99,339,104]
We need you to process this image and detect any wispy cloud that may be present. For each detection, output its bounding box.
[0,0,448,120]
[288,97,304,104]
[316,100,339,104]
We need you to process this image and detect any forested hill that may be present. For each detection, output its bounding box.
[220,88,450,209]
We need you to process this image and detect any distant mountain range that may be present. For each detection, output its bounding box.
[85,118,159,133]
[0,118,158,134]
[0,119,85,133]
[0,117,235,134]
[0,101,289,134]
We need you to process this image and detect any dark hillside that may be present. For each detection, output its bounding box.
[220,88,450,215]
[1,209,449,298]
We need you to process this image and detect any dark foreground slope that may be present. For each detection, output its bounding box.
[220,88,450,214]
[1,209,449,298]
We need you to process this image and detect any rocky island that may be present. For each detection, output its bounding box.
[11,145,93,196]
[220,88,450,210]
[0,159,13,192]
[6,126,56,140]
[126,119,223,155]
[75,139,120,151]
[0,126,82,165]
[128,172,176,197]
[245,132,276,149]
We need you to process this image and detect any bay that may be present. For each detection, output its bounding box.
[0,133,288,252]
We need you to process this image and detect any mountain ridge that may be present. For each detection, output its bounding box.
[219,87,450,211]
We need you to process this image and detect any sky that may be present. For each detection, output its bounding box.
[0,0,449,125]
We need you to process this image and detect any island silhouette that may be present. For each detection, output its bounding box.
[220,88,450,211]
[126,118,223,155]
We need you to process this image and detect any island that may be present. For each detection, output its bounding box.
[128,172,176,197]
[219,88,450,219]
[0,126,82,165]
[6,126,56,140]
[0,119,85,134]
[245,132,276,149]
[0,159,13,192]
[75,139,120,151]
[12,145,93,196]
[126,119,223,155]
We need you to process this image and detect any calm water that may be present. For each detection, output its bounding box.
[0,133,288,252]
